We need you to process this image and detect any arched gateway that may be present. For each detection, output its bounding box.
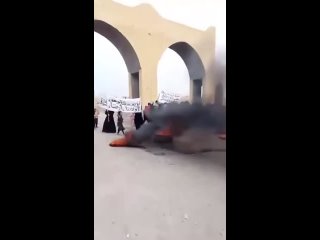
[94,0,219,106]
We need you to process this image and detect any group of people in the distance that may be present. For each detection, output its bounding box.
[95,98,226,142]
[109,99,226,148]
[94,100,166,135]
[94,109,125,135]
[93,108,145,135]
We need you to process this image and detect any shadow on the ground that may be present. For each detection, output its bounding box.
[143,141,226,169]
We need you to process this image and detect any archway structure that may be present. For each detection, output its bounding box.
[168,42,205,101]
[94,0,216,106]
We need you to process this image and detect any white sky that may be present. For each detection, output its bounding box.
[94,0,226,98]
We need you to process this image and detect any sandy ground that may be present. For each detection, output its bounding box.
[94,114,226,240]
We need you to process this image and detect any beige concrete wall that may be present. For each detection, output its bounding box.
[94,0,217,106]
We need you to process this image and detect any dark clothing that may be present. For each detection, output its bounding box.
[134,112,145,130]
[117,129,125,134]
[94,108,98,128]
[117,115,125,130]
[102,110,116,133]
[143,105,152,123]
[117,114,125,134]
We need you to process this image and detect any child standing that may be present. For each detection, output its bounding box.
[94,108,99,128]
[117,111,125,135]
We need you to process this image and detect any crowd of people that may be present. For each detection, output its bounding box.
[94,100,166,134]
[94,99,226,139]
[93,109,126,134]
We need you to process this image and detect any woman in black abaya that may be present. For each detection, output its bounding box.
[134,112,145,130]
[102,110,116,133]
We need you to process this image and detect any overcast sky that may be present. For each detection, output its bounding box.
[94,0,226,98]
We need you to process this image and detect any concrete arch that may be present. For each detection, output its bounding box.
[94,0,217,105]
[168,42,205,80]
[94,20,141,97]
[166,42,205,102]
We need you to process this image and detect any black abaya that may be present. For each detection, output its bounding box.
[102,110,116,133]
[134,112,145,130]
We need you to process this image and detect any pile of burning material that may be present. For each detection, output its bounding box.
[109,101,225,153]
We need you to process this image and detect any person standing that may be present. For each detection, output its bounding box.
[102,110,117,133]
[144,103,152,123]
[94,108,99,128]
[134,112,145,130]
[117,111,125,135]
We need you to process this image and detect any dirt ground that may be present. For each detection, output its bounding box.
[94,113,226,240]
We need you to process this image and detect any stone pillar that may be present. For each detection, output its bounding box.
[128,72,140,98]
[190,79,203,103]
[139,65,158,107]
[202,70,215,104]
